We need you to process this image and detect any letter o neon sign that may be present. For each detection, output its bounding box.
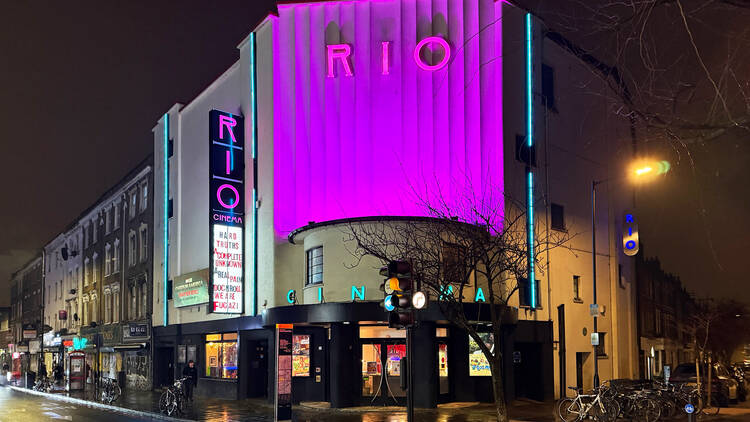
[216,184,240,209]
[414,36,451,71]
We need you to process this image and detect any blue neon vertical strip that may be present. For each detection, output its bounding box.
[163,112,169,325]
[249,32,258,316]
[525,13,536,308]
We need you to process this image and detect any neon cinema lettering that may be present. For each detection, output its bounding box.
[326,36,451,78]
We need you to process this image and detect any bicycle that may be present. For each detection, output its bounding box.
[558,385,620,422]
[100,377,121,404]
[32,377,51,392]
[159,377,188,416]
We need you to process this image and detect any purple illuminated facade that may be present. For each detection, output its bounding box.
[272,0,503,234]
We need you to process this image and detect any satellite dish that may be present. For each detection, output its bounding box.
[61,247,69,261]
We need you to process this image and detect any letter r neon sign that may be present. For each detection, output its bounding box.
[218,115,237,143]
[327,44,353,78]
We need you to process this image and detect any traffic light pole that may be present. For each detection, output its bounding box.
[406,323,414,422]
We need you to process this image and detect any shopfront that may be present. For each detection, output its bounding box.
[42,332,63,378]
[121,322,151,390]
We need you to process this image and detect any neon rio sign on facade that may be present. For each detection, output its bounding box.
[209,110,245,314]
[326,36,451,77]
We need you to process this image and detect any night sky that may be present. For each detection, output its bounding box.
[0,1,747,305]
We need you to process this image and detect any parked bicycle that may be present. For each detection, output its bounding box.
[159,377,188,416]
[557,383,620,422]
[32,377,51,393]
[100,377,121,404]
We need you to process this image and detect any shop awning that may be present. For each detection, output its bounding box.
[113,343,147,351]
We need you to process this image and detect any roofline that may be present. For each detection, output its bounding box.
[288,215,470,244]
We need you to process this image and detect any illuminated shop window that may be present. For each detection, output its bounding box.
[205,333,238,379]
[439,343,449,394]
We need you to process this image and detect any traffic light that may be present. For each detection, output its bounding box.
[380,260,414,328]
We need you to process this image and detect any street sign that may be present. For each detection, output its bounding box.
[664,365,671,384]
[684,403,694,414]
[591,333,599,346]
[513,351,521,363]
[590,304,599,316]
[623,213,640,256]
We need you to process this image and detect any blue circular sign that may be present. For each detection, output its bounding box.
[384,295,395,312]
[684,403,694,414]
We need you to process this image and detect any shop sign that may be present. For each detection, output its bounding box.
[209,109,245,314]
[29,340,41,354]
[43,332,61,347]
[173,269,210,308]
[16,345,28,353]
[100,325,122,347]
[123,323,149,342]
[326,36,451,78]
[66,337,88,352]
[22,324,36,339]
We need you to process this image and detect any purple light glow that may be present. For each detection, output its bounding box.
[273,0,503,234]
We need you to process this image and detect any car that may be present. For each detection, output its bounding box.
[730,364,748,401]
[669,363,738,407]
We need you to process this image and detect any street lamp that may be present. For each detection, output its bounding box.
[591,159,668,388]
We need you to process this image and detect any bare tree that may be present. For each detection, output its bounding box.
[512,0,750,147]
[342,191,569,422]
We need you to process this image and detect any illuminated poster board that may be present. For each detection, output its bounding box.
[276,324,293,422]
[209,110,244,314]
[292,335,310,377]
[468,333,493,376]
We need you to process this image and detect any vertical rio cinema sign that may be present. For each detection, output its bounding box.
[209,110,244,314]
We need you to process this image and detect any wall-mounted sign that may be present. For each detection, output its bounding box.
[124,323,149,341]
[22,323,36,339]
[58,310,68,320]
[29,340,41,354]
[591,332,600,346]
[623,213,639,256]
[66,337,88,352]
[209,110,244,314]
[173,269,210,308]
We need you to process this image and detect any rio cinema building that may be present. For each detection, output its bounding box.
[152,0,640,407]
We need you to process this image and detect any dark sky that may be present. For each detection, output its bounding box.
[0,1,275,305]
[0,1,747,305]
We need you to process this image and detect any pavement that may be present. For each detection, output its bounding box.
[6,382,750,421]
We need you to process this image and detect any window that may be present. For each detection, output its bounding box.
[515,134,536,167]
[113,290,120,323]
[92,218,98,243]
[128,231,137,267]
[595,332,607,357]
[518,277,541,308]
[140,181,148,212]
[113,239,120,273]
[551,203,565,231]
[541,63,555,109]
[139,225,148,263]
[105,208,112,234]
[140,283,147,318]
[618,264,625,289]
[205,333,238,379]
[130,284,137,320]
[91,296,98,324]
[114,202,120,230]
[83,224,89,248]
[129,191,137,219]
[92,254,99,284]
[84,258,90,286]
[47,286,50,304]
[306,247,323,285]
[83,300,89,326]
[105,244,112,276]
[104,292,111,324]
[573,275,582,302]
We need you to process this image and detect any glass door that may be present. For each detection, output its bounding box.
[361,341,406,405]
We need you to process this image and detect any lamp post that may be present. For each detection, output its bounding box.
[591,160,666,388]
